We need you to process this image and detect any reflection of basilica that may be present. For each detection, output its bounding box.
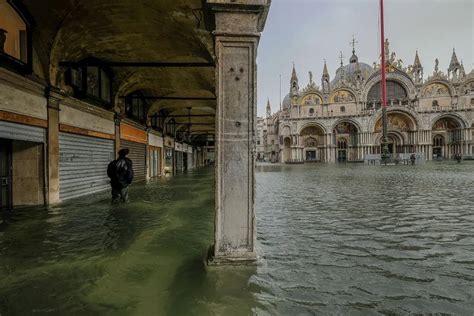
[258,39,474,163]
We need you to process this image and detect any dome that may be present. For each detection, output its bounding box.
[331,62,374,87]
[282,93,291,109]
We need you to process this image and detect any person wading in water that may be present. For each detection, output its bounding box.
[107,148,134,203]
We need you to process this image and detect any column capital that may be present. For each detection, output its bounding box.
[206,0,270,35]
[45,86,66,110]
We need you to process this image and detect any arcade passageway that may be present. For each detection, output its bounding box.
[0,0,270,263]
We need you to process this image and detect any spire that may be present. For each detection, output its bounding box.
[413,50,421,67]
[460,60,466,77]
[291,62,298,81]
[266,98,271,118]
[449,48,460,68]
[290,62,299,97]
[339,51,344,67]
[321,59,330,94]
[323,59,329,76]
[349,36,358,63]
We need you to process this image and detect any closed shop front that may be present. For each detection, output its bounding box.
[120,122,147,183]
[148,132,163,178]
[59,132,114,201]
[121,139,146,183]
[149,146,161,178]
[1,120,46,208]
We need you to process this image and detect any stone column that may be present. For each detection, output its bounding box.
[208,0,270,265]
[46,88,64,204]
[114,113,122,158]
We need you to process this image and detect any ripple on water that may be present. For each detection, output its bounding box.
[255,162,474,314]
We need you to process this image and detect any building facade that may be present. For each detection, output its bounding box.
[261,40,474,163]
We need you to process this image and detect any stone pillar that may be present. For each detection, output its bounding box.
[46,88,64,204]
[208,0,270,265]
[114,113,122,158]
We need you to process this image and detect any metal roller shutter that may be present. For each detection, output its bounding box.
[0,120,45,143]
[121,139,146,183]
[59,132,114,201]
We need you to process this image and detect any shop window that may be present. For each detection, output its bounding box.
[0,0,32,73]
[125,92,147,123]
[151,109,166,132]
[65,60,113,107]
[165,119,176,136]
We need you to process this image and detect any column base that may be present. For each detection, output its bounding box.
[205,245,257,266]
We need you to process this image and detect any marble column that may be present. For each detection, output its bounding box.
[208,0,270,265]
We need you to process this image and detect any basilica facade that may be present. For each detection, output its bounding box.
[258,40,474,163]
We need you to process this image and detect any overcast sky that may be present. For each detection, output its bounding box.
[256,0,474,117]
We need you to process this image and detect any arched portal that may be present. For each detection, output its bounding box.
[282,137,291,163]
[432,116,463,159]
[300,124,325,162]
[333,121,359,162]
[374,112,416,155]
[432,134,445,159]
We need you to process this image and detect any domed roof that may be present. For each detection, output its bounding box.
[282,93,291,109]
[331,61,374,87]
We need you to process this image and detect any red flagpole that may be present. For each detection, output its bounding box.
[380,0,386,108]
[380,0,389,160]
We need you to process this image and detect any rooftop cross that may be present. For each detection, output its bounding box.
[350,35,358,54]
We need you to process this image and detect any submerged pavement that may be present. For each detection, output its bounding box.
[1,162,474,315]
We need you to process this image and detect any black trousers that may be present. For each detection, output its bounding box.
[111,186,129,203]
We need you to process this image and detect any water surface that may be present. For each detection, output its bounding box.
[0,162,473,315]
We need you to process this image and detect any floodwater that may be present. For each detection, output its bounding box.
[0,163,473,315]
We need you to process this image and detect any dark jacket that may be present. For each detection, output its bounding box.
[107,157,134,188]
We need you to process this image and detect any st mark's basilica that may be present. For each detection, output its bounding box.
[257,39,474,163]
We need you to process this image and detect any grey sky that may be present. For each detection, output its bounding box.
[256,0,474,117]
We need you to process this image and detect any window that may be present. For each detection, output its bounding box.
[367,80,408,109]
[432,100,439,107]
[151,109,166,132]
[166,119,176,136]
[337,138,347,149]
[65,59,113,107]
[433,135,444,147]
[309,108,314,115]
[0,0,32,73]
[471,98,474,105]
[125,93,147,123]
[340,106,346,113]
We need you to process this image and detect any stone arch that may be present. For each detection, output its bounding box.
[431,113,467,129]
[329,88,357,103]
[420,80,454,97]
[370,108,419,133]
[300,92,323,106]
[298,122,327,135]
[280,124,291,136]
[362,70,416,102]
[331,118,362,133]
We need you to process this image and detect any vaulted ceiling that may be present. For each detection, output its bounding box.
[19,0,216,140]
